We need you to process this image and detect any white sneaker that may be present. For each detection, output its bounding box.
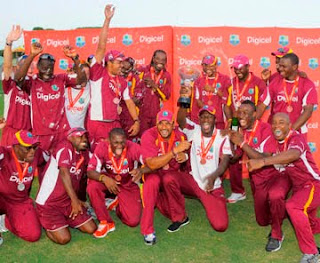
[300,253,320,263]
[144,232,156,245]
[105,196,119,211]
[0,215,8,233]
[227,192,246,203]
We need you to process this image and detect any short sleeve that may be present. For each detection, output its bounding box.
[90,56,106,81]
[87,142,106,172]
[57,147,72,168]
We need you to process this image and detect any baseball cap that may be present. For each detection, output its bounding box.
[105,50,125,62]
[199,105,216,116]
[156,110,174,124]
[271,47,293,58]
[232,55,250,69]
[202,54,217,66]
[67,127,88,137]
[12,130,39,147]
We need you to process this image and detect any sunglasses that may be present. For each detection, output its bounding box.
[39,54,55,62]
[21,145,38,152]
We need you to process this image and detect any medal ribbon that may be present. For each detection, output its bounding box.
[68,87,85,108]
[200,130,217,160]
[244,120,260,146]
[283,76,299,106]
[235,73,252,104]
[157,131,175,155]
[277,130,293,153]
[205,73,219,101]
[11,148,30,183]
[75,155,84,170]
[108,145,127,175]
[150,67,164,85]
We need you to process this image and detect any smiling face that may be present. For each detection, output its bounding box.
[109,133,127,157]
[69,134,89,151]
[199,111,215,137]
[152,52,167,72]
[234,64,249,81]
[157,120,174,140]
[202,63,217,77]
[14,144,39,163]
[107,59,122,76]
[121,60,133,77]
[37,59,55,81]
[238,104,256,130]
[278,57,298,80]
[272,113,291,141]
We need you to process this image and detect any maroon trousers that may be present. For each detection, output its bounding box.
[87,179,141,227]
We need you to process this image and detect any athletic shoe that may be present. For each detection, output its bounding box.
[300,253,320,263]
[105,197,119,211]
[0,215,8,233]
[93,221,115,238]
[167,217,190,233]
[265,233,284,252]
[227,192,246,203]
[86,205,97,220]
[144,232,156,246]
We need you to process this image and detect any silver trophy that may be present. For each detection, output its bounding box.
[177,66,200,108]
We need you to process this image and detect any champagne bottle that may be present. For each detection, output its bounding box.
[231,117,239,131]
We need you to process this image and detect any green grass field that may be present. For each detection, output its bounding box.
[1,179,319,263]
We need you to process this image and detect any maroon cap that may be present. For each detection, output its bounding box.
[271,47,293,58]
[67,127,88,138]
[105,50,125,62]
[12,130,39,147]
[202,54,217,65]
[232,55,250,69]
[156,110,174,123]
[199,105,216,116]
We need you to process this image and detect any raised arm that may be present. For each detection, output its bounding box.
[3,25,23,80]
[63,46,87,85]
[95,4,115,64]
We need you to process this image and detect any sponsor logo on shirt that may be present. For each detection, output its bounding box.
[37,92,61,101]
[47,39,70,48]
[67,105,84,112]
[181,35,191,46]
[308,58,319,70]
[59,59,69,70]
[122,34,133,46]
[276,95,298,103]
[247,36,272,45]
[248,88,254,95]
[278,35,289,46]
[139,35,164,44]
[260,57,271,69]
[296,37,320,46]
[10,174,33,183]
[92,36,116,44]
[15,96,31,106]
[229,34,240,46]
[70,166,82,176]
[198,36,223,45]
[75,36,86,48]
[105,163,130,174]
[308,142,317,153]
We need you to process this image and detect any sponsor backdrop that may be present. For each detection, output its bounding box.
[24,26,320,170]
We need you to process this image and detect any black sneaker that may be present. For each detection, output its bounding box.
[265,233,284,252]
[167,217,190,233]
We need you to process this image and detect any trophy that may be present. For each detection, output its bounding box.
[177,66,200,109]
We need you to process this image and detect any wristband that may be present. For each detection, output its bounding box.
[99,174,105,182]
[239,141,247,149]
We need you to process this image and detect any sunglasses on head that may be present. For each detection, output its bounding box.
[39,54,55,62]
[21,145,38,151]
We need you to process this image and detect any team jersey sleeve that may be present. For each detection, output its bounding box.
[62,73,77,88]
[87,142,106,173]
[1,73,16,94]
[182,118,197,142]
[140,132,160,161]
[256,78,267,104]
[57,146,73,169]
[220,135,232,156]
[260,124,277,154]
[302,79,318,107]
[287,135,306,155]
[260,79,276,106]
[89,56,106,81]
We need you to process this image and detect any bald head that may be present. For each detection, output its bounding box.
[272,113,291,141]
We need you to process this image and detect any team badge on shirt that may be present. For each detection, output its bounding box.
[159,79,164,85]
[253,137,258,144]
[51,85,59,91]
[209,146,214,153]
[248,88,254,95]
[28,166,33,173]
[79,98,84,104]
[216,83,221,89]
[123,159,128,166]
[128,81,132,87]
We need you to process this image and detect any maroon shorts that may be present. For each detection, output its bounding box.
[36,203,92,232]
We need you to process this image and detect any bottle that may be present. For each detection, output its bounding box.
[231,117,239,131]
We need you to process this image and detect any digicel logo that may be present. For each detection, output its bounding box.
[92,36,116,44]
[247,36,272,45]
[139,35,164,44]
[198,36,223,45]
[179,58,202,66]
[47,39,70,47]
[296,37,320,46]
